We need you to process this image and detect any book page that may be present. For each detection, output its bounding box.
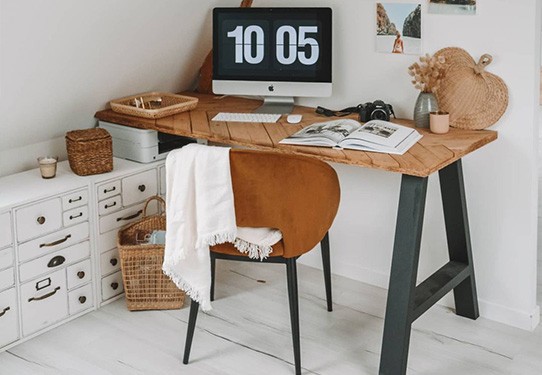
[282,119,361,145]
[342,120,415,148]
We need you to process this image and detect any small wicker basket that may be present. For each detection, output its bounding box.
[117,196,185,311]
[66,128,113,176]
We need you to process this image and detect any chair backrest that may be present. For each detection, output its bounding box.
[230,149,340,258]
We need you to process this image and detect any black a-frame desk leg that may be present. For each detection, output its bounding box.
[379,160,479,375]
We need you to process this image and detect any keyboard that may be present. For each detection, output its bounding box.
[211,112,282,123]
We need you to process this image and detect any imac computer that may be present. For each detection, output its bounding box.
[213,7,332,114]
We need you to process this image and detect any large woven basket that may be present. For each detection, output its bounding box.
[110,92,198,119]
[66,128,113,176]
[117,196,185,311]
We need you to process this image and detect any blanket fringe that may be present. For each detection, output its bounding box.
[197,231,237,249]
[162,263,212,311]
[233,238,272,260]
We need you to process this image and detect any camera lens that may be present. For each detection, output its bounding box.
[371,109,388,120]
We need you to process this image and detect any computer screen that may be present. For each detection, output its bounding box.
[213,7,332,113]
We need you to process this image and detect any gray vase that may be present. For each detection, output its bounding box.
[413,92,438,128]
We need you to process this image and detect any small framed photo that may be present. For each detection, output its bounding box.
[376,3,422,55]
[428,0,476,15]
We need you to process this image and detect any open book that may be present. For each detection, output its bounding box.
[279,119,422,155]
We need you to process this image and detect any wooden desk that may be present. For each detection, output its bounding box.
[96,93,497,375]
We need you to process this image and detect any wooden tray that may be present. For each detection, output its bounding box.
[110,92,198,119]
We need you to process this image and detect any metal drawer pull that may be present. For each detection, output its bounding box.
[105,202,117,209]
[138,184,146,192]
[37,216,46,225]
[47,255,66,268]
[28,287,60,302]
[68,196,82,203]
[69,212,83,220]
[111,282,119,290]
[79,296,87,304]
[103,186,117,194]
[77,271,85,279]
[40,234,71,248]
[110,258,118,266]
[0,306,10,318]
[116,210,143,222]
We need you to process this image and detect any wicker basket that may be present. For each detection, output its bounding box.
[66,128,113,176]
[110,92,199,119]
[117,196,185,311]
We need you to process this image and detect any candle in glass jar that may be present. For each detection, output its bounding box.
[38,157,58,179]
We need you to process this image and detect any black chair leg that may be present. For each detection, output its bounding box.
[210,253,216,302]
[286,257,302,375]
[320,232,333,312]
[183,299,200,364]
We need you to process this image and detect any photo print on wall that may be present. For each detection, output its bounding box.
[428,0,476,15]
[376,3,422,55]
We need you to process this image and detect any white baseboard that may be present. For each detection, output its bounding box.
[298,256,540,331]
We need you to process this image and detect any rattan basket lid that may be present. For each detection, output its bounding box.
[66,128,111,142]
[434,47,508,130]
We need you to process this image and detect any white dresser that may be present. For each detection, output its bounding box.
[0,157,164,351]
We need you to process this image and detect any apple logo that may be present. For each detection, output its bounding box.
[268,84,274,92]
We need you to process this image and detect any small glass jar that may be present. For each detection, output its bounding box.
[429,111,450,134]
[38,156,59,179]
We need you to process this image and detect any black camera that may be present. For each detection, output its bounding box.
[359,100,395,122]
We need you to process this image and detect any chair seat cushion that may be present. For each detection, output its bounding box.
[211,240,285,257]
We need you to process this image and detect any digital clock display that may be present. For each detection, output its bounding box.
[213,8,332,82]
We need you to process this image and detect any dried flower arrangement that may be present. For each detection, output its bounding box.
[408,54,446,93]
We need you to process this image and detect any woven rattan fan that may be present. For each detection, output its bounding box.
[434,47,508,130]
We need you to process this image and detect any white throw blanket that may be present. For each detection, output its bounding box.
[162,144,282,311]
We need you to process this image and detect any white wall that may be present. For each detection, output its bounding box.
[1,0,539,330]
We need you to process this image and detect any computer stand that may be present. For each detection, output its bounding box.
[254,96,294,114]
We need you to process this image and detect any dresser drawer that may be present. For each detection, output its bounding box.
[61,190,88,211]
[98,229,118,254]
[100,248,120,276]
[99,201,157,234]
[122,169,157,207]
[16,198,62,242]
[0,247,13,270]
[98,195,122,216]
[63,206,89,227]
[0,288,19,348]
[0,212,12,249]
[66,259,92,290]
[98,180,121,201]
[0,268,14,291]
[19,241,90,283]
[68,283,94,315]
[21,269,68,336]
[18,222,89,263]
[101,271,124,301]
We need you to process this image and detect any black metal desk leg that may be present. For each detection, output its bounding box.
[439,159,479,319]
[379,174,428,375]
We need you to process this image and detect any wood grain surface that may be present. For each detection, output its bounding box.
[95,92,498,177]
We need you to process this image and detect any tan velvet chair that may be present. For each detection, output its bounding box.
[182,149,340,375]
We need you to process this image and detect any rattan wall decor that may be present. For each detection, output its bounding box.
[433,47,508,130]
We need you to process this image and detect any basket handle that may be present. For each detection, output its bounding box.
[474,54,493,74]
[143,195,166,217]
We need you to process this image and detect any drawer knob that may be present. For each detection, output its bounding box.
[37,216,46,225]
[111,282,119,290]
[110,258,118,266]
[47,255,66,268]
[0,306,10,318]
[79,296,87,304]
[138,184,146,192]
[77,271,85,279]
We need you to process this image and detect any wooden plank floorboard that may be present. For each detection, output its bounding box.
[1,262,540,375]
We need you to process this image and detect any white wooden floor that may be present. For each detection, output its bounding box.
[1,261,541,375]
